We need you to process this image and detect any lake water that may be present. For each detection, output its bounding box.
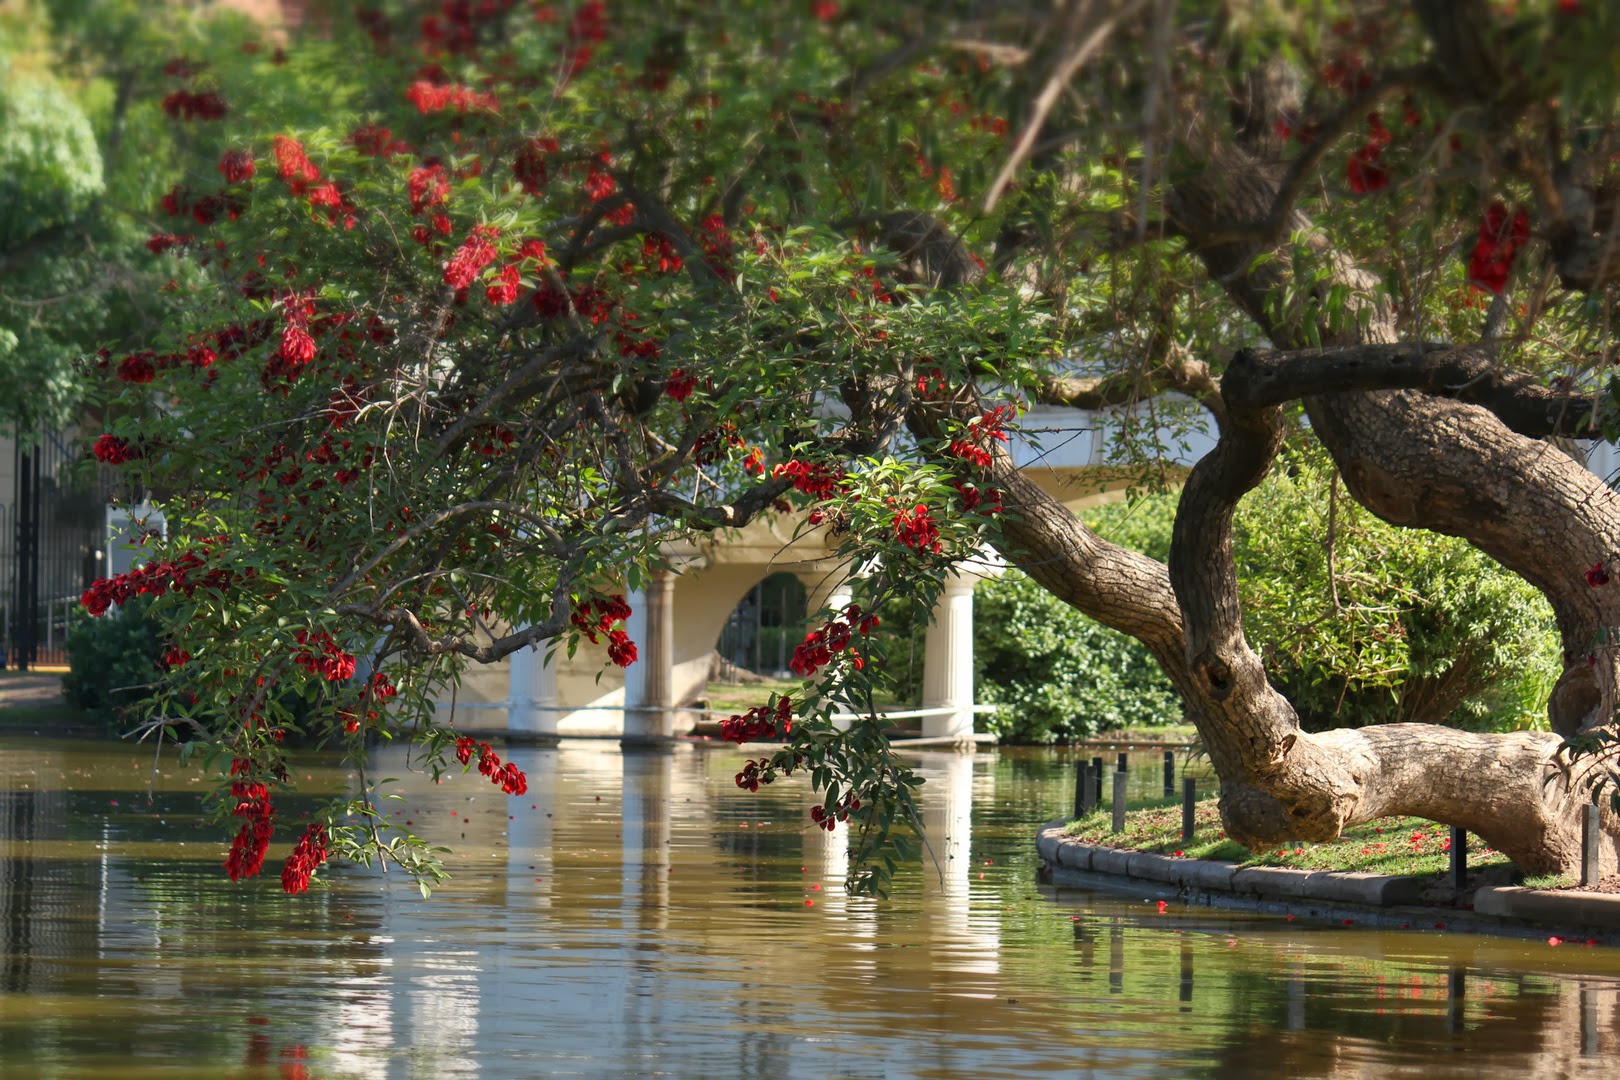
[0,736,1615,1078]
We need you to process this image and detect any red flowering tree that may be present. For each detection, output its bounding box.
[78,0,1620,892]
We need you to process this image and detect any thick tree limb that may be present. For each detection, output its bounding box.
[1222,341,1597,439]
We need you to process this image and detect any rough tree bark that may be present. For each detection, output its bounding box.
[936,20,1620,875]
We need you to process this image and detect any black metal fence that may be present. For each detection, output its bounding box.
[716,572,807,677]
[2,428,110,670]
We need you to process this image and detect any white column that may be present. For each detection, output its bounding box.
[507,642,558,734]
[623,570,676,740]
[921,572,977,739]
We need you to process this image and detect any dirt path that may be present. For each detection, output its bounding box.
[0,673,66,709]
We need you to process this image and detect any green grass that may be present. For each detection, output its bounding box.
[1088,722,1200,744]
[1065,795,1513,879]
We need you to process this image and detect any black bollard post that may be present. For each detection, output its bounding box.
[1075,759,1092,817]
[1182,777,1196,841]
[1163,750,1175,799]
[1117,752,1128,773]
[1583,803,1601,887]
[1449,826,1467,889]
[1112,770,1128,833]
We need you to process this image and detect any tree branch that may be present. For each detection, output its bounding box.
[1222,341,1597,439]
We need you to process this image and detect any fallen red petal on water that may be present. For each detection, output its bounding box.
[811,884,821,891]
[1435,922,1447,930]
[1343,919,1354,926]
[1226,940,1238,947]
[804,899,814,906]
[1285,914,1294,922]
[1548,936,1564,947]
[1587,938,1598,947]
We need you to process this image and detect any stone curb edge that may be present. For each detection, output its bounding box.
[1036,820,1620,931]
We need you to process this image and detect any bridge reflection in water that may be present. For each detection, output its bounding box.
[0,737,1615,1077]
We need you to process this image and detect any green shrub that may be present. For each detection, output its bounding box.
[1235,446,1560,731]
[975,569,1183,743]
[61,595,164,724]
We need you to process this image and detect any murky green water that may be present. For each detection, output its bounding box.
[0,736,1614,1078]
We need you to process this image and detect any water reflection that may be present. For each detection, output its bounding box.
[0,739,1613,1077]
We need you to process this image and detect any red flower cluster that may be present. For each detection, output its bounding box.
[809,791,861,831]
[145,232,192,256]
[226,758,274,881]
[292,630,357,682]
[160,646,192,668]
[665,369,697,402]
[472,424,517,454]
[772,459,847,500]
[218,149,256,183]
[1587,561,1610,588]
[161,90,228,120]
[454,737,528,794]
[272,135,321,194]
[571,594,630,638]
[789,604,877,677]
[946,405,1013,468]
[954,481,1003,516]
[1346,112,1392,194]
[280,324,316,367]
[892,504,941,553]
[407,163,450,215]
[118,353,157,383]
[607,629,637,668]
[445,224,501,289]
[80,548,228,616]
[734,757,775,792]
[1467,202,1530,295]
[585,163,617,203]
[642,234,683,274]
[280,822,328,895]
[485,264,522,305]
[720,695,793,744]
[349,124,410,158]
[406,81,500,114]
[93,434,140,465]
[915,367,949,398]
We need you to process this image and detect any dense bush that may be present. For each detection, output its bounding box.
[61,594,164,724]
[975,569,1183,743]
[1235,448,1560,732]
